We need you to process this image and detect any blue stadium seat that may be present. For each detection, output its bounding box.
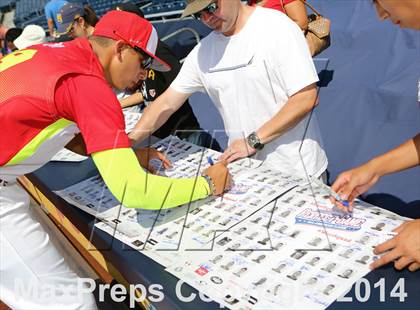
[13,0,185,29]
[14,0,49,25]
[21,15,48,30]
[85,0,141,17]
[0,0,15,11]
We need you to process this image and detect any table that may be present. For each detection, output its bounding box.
[20,159,420,310]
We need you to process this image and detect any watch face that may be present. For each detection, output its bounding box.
[247,135,255,148]
[247,133,264,150]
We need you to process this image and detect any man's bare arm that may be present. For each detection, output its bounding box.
[47,19,55,37]
[221,83,318,162]
[128,87,191,145]
[332,133,420,207]
[120,92,144,108]
[256,83,318,143]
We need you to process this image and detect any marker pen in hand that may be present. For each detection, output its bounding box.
[315,180,352,217]
[207,156,214,166]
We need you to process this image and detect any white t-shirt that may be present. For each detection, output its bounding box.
[171,7,327,179]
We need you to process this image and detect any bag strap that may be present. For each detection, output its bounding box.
[298,0,322,17]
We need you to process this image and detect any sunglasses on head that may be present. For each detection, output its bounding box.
[113,30,153,70]
[192,1,218,20]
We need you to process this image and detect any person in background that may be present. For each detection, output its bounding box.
[13,24,46,50]
[114,1,222,150]
[44,0,68,37]
[56,2,98,38]
[0,24,7,40]
[332,0,420,272]
[3,27,23,54]
[248,0,308,31]
[130,0,327,182]
[0,24,8,57]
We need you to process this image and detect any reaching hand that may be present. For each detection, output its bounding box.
[134,147,171,174]
[331,161,380,212]
[371,219,420,272]
[219,138,257,163]
[203,160,232,196]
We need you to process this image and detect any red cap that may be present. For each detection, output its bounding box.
[93,10,170,72]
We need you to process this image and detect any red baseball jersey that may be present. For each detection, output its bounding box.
[0,38,130,180]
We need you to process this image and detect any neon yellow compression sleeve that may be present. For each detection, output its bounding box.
[91,148,211,210]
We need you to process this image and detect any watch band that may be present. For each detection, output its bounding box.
[246,132,264,150]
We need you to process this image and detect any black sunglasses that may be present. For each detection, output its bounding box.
[132,46,153,70]
[67,16,81,35]
[113,30,153,70]
[192,1,218,20]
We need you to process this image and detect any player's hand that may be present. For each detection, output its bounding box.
[330,161,380,212]
[371,219,420,271]
[203,160,232,196]
[220,139,256,163]
[134,147,171,174]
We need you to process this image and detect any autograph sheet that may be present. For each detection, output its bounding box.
[53,136,409,309]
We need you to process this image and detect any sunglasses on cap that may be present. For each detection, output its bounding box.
[192,1,218,20]
[113,30,153,70]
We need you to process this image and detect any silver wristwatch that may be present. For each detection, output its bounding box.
[246,132,264,150]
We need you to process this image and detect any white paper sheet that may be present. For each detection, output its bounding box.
[55,136,301,266]
[53,135,410,309]
[166,186,410,309]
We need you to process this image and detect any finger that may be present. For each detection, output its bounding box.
[347,184,365,204]
[227,152,244,163]
[157,152,172,168]
[347,192,358,204]
[345,199,354,213]
[219,151,229,161]
[330,196,352,214]
[374,237,398,255]
[337,182,359,202]
[333,200,349,213]
[408,262,420,272]
[333,174,360,201]
[394,256,414,270]
[223,152,237,164]
[370,249,401,269]
[393,222,408,233]
[331,173,350,193]
[343,194,357,213]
